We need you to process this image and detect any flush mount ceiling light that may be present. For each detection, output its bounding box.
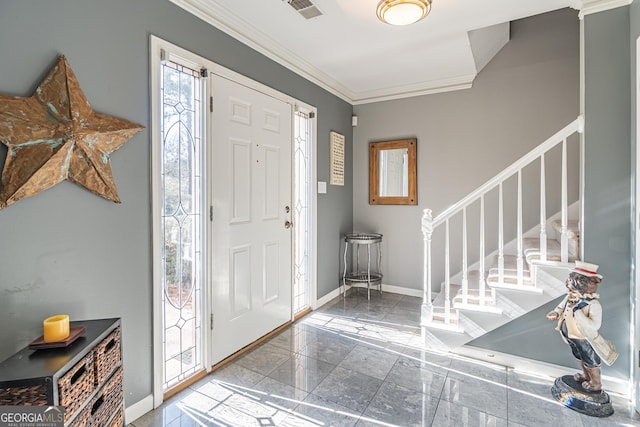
[376,0,432,26]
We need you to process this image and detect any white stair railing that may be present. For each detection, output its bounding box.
[421,116,583,332]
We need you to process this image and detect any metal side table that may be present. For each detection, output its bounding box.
[342,233,383,299]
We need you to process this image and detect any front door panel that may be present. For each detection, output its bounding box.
[211,75,293,364]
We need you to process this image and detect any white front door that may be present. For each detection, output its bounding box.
[210,74,293,364]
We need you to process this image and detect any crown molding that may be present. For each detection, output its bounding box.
[351,74,476,105]
[168,0,479,105]
[572,0,633,19]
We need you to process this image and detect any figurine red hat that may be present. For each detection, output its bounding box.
[570,260,603,279]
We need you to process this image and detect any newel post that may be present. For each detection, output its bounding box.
[421,209,433,324]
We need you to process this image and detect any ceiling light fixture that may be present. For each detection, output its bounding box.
[376,0,431,26]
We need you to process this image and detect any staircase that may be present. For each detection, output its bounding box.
[420,116,583,349]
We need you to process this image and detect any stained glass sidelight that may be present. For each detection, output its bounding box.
[160,61,203,390]
[293,111,312,315]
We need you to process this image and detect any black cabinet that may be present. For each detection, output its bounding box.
[0,318,124,426]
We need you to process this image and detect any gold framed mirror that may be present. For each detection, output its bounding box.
[369,138,417,205]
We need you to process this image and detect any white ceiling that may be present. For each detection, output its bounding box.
[169,0,595,104]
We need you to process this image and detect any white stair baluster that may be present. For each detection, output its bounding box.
[421,209,433,324]
[517,170,524,287]
[461,207,468,305]
[540,153,547,262]
[479,195,486,307]
[561,138,569,263]
[444,219,451,324]
[498,183,504,286]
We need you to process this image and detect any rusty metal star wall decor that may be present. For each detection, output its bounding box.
[0,55,144,209]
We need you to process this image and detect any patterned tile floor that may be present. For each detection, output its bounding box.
[130,292,640,426]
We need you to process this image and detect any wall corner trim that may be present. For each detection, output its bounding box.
[578,0,632,19]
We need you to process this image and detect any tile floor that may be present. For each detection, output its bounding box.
[130,292,640,426]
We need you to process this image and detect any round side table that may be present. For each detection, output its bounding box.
[342,233,383,299]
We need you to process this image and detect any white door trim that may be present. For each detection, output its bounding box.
[150,35,213,408]
[150,35,317,408]
[633,35,640,413]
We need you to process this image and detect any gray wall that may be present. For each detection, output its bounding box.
[581,5,631,380]
[353,9,580,291]
[0,0,352,407]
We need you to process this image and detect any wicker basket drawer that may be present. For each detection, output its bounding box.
[93,326,121,386]
[87,367,123,427]
[59,352,95,423]
[0,383,48,406]
[69,402,91,427]
[70,368,124,427]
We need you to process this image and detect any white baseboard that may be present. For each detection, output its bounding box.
[125,394,154,425]
[456,345,630,397]
[314,287,341,308]
[381,283,423,298]
[315,284,422,309]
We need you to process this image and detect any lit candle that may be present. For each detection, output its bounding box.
[43,315,70,343]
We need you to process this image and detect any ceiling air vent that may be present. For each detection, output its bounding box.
[287,0,323,19]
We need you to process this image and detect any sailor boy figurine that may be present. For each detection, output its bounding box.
[546,261,618,392]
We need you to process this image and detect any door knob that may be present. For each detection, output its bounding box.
[285,220,293,229]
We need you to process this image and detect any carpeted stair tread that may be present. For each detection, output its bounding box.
[524,237,561,252]
[523,237,562,262]
[524,237,578,263]
[487,255,532,278]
